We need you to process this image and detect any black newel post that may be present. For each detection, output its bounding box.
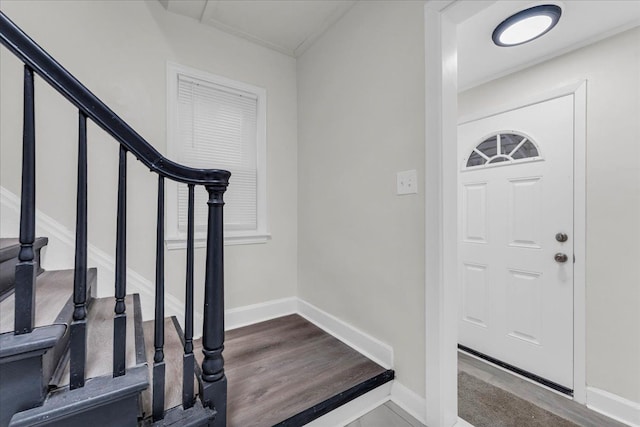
[199,179,229,426]
[14,65,36,335]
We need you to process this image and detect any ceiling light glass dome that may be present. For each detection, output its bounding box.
[492,5,562,47]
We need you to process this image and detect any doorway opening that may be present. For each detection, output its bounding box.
[456,91,585,399]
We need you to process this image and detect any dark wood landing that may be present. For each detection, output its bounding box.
[195,314,394,427]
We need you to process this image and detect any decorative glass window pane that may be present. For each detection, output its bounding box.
[464,132,540,169]
[500,133,524,156]
[488,156,508,164]
[512,140,539,159]
[477,136,498,157]
[466,151,485,167]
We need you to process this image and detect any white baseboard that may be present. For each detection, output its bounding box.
[297,299,394,370]
[225,297,297,331]
[390,381,427,425]
[455,417,475,427]
[0,186,185,327]
[587,387,640,427]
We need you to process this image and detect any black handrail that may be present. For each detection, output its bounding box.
[0,11,230,186]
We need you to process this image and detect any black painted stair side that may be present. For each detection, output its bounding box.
[147,401,216,427]
[0,268,96,427]
[0,237,48,301]
[9,294,149,427]
[9,365,148,427]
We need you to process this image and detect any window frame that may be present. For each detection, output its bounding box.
[165,62,269,249]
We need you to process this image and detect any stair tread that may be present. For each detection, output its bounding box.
[56,294,141,387]
[0,237,48,262]
[0,269,76,334]
[141,317,197,417]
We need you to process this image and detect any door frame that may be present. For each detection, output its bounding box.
[423,2,587,425]
[457,82,587,402]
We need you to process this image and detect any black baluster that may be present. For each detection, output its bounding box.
[14,65,36,335]
[182,184,195,409]
[70,111,88,389]
[113,146,127,377]
[199,180,229,426]
[153,175,165,421]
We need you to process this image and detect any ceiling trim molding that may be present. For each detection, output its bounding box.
[199,0,295,56]
[161,0,358,58]
[293,1,358,57]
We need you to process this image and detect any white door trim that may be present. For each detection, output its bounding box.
[424,2,587,424]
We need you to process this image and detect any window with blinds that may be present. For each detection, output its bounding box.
[166,63,267,247]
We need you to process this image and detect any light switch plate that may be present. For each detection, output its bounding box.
[397,169,417,195]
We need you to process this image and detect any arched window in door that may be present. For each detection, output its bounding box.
[465,132,541,168]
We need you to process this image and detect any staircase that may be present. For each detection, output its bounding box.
[0,11,396,426]
[0,11,229,426]
[0,236,217,426]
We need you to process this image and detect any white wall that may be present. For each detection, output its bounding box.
[0,0,298,313]
[459,27,640,404]
[297,1,426,397]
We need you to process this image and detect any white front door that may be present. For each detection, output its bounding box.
[458,95,574,390]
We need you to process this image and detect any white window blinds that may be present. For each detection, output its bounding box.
[176,74,258,233]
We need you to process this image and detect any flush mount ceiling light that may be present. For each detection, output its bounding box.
[492,4,562,47]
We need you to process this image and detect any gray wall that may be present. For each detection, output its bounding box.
[459,27,640,403]
[0,0,299,312]
[297,1,427,397]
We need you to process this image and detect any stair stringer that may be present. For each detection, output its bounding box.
[0,268,97,427]
[9,364,149,427]
[0,325,65,427]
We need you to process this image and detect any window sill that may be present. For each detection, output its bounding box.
[165,232,271,250]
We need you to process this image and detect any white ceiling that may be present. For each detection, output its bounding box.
[458,0,640,90]
[158,0,356,57]
[159,0,640,89]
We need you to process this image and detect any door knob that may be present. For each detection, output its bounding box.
[554,253,568,263]
[555,232,568,242]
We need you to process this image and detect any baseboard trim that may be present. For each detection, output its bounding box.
[390,381,427,425]
[587,387,640,427]
[455,417,475,427]
[225,297,297,331]
[297,299,394,370]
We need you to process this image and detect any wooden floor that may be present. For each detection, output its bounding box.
[194,314,393,427]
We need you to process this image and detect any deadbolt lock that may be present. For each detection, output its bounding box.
[555,253,568,263]
[555,232,568,242]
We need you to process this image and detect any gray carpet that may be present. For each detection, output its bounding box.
[458,371,579,427]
